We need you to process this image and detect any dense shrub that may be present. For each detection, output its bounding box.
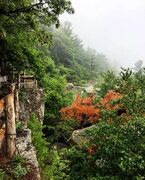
[60,90,122,124]
[98,71,118,97]
[64,117,145,179]
[57,68,145,179]
[43,76,74,125]
[0,155,27,179]
[28,68,145,179]
[28,114,69,179]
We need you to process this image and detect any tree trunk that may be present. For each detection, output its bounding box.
[5,84,16,158]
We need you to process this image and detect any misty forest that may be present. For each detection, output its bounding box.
[0,0,145,179]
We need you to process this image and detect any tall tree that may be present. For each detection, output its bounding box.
[0,0,74,74]
[0,0,74,28]
[50,22,111,83]
[134,60,144,75]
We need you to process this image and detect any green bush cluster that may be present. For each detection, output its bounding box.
[28,114,49,168]
[0,155,27,179]
[17,68,145,180]
[49,68,145,179]
[28,114,70,179]
[65,117,145,179]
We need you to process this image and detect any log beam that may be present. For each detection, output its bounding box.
[5,84,16,158]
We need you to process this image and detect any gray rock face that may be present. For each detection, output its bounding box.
[19,88,44,128]
[16,129,40,180]
[84,86,95,94]
[72,125,97,147]
[17,87,45,179]
[66,83,74,90]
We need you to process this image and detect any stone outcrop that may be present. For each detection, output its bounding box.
[72,125,97,147]
[84,86,95,94]
[19,88,44,128]
[17,87,45,179]
[66,83,74,90]
[16,129,40,180]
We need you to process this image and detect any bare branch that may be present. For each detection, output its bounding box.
[0,2,47,16]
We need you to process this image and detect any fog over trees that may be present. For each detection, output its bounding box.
[61,0,145,68]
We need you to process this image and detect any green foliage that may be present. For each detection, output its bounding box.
[0,155,27,179]
[2,1,145,180]
[51,119,80,144]
[50,22,111,83]
[13,155,26,165]
[90,117,145,177]
[12,156,27,179]
[0,0,74,77]
[11,164,27,179]
[52,68,145,179]
[0,0,74,29]
[64,117,145,179]
[117,68,145,117]
[65,147,93,179]
[28,114,54,178]
[0,169,5,179]
[28,114,49,167]
[43,148,69,180]
[43,74,74,125]
[98,71,118,97]
[28,114,70,179]
[0,1,118,179]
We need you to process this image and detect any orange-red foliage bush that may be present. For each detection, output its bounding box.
[60,90,123,123]
[99,90,123,110]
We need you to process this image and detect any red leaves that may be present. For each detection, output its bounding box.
[60,90,123,123]
[60,94,99,123]
[100,90,123,110]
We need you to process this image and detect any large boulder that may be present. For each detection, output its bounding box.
[84,86,95,95]
[71,125,97,147]
[66,83,74,90]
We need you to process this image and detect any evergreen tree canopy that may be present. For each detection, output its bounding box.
[0,0,74,74]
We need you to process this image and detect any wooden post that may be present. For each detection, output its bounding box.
[14,89,19,122]
[5,84,16,158]
[15,74,20,122]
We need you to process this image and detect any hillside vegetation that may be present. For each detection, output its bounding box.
[1,1,145,179]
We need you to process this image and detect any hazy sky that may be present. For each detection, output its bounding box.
[61,0,145,68]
